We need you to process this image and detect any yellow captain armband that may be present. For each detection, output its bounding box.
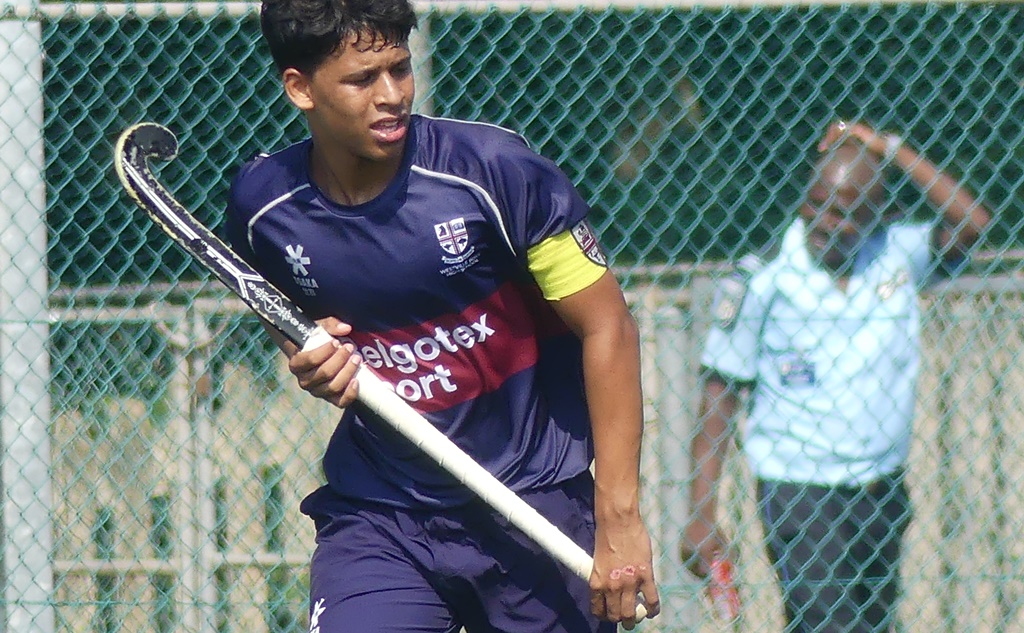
[526,222,608,300]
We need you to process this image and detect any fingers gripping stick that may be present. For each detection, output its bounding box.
[115,122,648,624]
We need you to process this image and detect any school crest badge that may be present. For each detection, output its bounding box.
[435,218,469,256]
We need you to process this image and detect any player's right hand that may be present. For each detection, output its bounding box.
[287,317,361,409]
[817,120,887,157]
[680,520,730,580]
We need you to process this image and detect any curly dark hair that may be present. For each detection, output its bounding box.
[260,0,417,74]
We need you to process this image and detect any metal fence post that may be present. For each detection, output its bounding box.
[0,16,52,633]
[166,307,219,633]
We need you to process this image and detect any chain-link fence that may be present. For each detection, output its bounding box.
[0,1,1021,631]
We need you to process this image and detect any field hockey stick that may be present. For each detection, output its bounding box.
[114,122,649,624]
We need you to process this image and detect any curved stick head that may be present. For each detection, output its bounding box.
[114,122,182,206]
[121,122,179,163]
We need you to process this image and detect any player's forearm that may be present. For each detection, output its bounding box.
[892,142,992,245]
[689,382,738,521]
[689,409,731,523]
[584,312,644,522]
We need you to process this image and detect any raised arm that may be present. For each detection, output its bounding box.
[819,120,993,255]
[887,137,992,253]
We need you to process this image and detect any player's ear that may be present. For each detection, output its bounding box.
[282,68,314,111]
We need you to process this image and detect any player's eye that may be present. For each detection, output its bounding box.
[392,60,413,77]
[347,72,375,86]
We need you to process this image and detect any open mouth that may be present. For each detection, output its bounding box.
[371,117,408,144]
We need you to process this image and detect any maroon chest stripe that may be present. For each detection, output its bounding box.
[349,283,542,413]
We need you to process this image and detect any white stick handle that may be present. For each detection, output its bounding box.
[301,327,648,622]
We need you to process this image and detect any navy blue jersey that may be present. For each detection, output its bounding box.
[225,115,596,508]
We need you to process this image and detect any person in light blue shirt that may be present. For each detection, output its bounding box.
[681,120,992,632]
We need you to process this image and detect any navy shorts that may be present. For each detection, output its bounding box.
[301,472,615,633]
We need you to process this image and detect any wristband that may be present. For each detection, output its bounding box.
[884,134,903,162]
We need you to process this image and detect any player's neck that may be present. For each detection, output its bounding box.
[309,144,403,207]
[813,257,854,291]
[833,275,851,293]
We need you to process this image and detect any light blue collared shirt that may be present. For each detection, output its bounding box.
[702,218,936,485]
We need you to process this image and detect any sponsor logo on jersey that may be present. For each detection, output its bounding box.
[570,220,607,267]
[285,243,320,297]
[357,314,495,403]
[348,285,539,411]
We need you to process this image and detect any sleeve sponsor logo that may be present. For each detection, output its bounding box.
[713,255,761,331]
[570,220,607,267]
[713,275,746,331]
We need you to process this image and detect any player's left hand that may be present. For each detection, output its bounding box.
[590,514,661,629]
[286,317,362,409]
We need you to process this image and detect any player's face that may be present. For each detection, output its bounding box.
[289,33,415,165]
[799,178,876,272]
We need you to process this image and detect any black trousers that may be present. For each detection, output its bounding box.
[756,471,912,633]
